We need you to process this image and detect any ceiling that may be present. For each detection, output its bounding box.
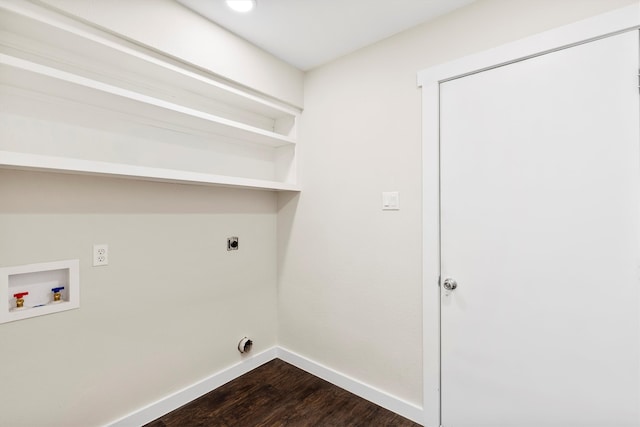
[176,0,476,71]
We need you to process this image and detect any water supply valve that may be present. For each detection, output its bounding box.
[13,292,29,309]
[51,287,65,303]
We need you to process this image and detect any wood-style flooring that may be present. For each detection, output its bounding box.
[145,358,421,427]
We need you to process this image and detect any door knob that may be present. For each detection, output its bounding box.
[443,278,457,291]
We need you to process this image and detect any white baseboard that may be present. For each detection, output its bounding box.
[106,347,278,427]
[107,346,424,426]
[277,347,424,425]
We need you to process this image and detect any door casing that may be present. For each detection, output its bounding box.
[417,5,640,426]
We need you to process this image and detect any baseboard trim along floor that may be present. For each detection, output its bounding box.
[106,347,278,427]
[106,346,423,426]
[277,347,423,425]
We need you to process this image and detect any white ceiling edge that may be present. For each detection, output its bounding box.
[177,0,476,71]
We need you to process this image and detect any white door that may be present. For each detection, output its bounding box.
[440,31,640,427]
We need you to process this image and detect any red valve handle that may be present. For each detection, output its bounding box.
[13,292,29,299]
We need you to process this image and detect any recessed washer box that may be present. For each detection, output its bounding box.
[0,259,79,324]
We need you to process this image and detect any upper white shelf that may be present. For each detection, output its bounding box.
[0,54,295,148]
[0,0,301,191]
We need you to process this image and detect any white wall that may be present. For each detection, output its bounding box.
[37,0,304,107]
[0,169,279,426]
[277,0,637,412]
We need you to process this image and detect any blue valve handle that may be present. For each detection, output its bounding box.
[51,287,65,293]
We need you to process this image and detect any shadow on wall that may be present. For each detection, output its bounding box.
[0,169,277,214]
[276,191,300,279]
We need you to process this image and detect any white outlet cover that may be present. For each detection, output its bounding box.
[93,244,109,266]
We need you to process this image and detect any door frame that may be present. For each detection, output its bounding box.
[417,5,639,426]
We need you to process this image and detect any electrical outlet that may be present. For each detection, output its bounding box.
[93,244,108,266]
[227,237,239,251]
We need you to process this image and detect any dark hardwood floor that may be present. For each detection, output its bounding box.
[145,358,421,427]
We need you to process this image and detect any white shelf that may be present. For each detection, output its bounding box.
[0,0,301,191]
[0,151,300,192]
[0,54,296,148]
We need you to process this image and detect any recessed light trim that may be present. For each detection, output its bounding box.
[226,0,256,13]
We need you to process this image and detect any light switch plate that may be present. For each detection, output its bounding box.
[382,191,399,210]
